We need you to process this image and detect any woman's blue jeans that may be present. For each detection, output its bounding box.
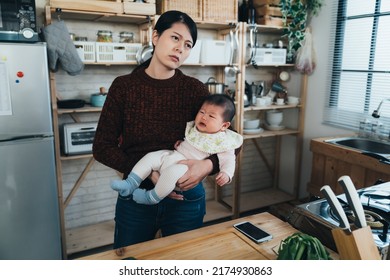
[113,182,206,249]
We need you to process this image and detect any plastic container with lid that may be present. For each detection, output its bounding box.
[119,31,134,43]
[97,30,113,42]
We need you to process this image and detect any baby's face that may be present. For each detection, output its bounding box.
[194,103,230,134]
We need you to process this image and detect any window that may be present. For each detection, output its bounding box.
[324,0,390,133]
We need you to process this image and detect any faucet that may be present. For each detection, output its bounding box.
[372,98,390,118]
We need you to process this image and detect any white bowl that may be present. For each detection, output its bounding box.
[244,119,260,129]
[266,110,283,126]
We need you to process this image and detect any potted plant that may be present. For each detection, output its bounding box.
[280,0,323,63]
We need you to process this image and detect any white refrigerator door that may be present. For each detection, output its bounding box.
[0,42,53,136]
[0,137,62,259]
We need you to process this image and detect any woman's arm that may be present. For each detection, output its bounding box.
[92,77,134,175]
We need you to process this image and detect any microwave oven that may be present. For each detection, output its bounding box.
[61,122,97,155]
[0,0,39,42]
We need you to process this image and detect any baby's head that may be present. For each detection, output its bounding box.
[195,94,236,134]
[202,94,236,122]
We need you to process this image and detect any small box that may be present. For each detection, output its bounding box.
[74,41,96,62]
[183,40,202,64]
[200,40,230,65]
[96,42,142,63]
[252,48,286,65]
[123,0,156,15]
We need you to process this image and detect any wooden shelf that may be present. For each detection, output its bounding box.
[57,106,102,115]
[48,6,235,29]
[60,153,93,161]
[49,7,152,24]
[244,104,302,111]
[243,128,299,140]
[245,63,295,67]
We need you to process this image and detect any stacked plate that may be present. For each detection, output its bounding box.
[243,119,264,134]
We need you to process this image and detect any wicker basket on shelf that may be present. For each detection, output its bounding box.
[202,0,238,23]
[156,0,203,21]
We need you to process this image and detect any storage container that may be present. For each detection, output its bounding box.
[74,41,96,62]
[156,0,203,21]
[252,48,286,65]
[119,31,134,43]
[183,40,202,64]
[123,0,156,15]
[96,42,142,63]
[97,30,113,42]
[200,40,230,65]
[202,0,238,23]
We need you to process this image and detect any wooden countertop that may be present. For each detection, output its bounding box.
[79,212,299,260]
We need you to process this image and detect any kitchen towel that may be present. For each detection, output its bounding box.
[41,20,84,76]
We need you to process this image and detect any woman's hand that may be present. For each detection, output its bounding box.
[176,159,213,191]
[148,170,160,185]
[150,170,184,200]
[174,140,183,150]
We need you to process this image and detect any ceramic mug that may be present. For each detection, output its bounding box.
[256,98,266,107]
[288,96,300,105]
[276,98,285,105]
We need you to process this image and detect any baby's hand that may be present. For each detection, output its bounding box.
[174,140,183,149]
[215,172,230,186]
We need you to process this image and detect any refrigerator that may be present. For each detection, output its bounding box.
[0,42,62,259]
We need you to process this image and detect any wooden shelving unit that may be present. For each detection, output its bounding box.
[221,22,307,218]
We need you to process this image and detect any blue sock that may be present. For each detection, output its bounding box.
[132,189,161,205]
[111,172,142,197]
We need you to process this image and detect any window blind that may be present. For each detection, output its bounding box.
[324,0,390,133]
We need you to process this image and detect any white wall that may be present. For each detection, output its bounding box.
[299,0,352,198]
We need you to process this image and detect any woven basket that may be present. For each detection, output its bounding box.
[203,0,238,23]
[156,0,203,21]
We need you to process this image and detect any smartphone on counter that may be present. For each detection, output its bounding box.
[233,221,273,243]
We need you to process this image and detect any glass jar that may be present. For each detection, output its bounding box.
[97,30,113,42]
[119,31,134,43]
[75,36,88,42]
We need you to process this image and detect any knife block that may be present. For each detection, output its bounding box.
[332,226,381,260]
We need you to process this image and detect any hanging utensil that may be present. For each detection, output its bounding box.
[247,24,255,64]
[320,185,351,231]
[136,16,153,64]
[224,24,240,77]
[338,175,367,228]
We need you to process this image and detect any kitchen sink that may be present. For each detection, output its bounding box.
[325,137,390,156]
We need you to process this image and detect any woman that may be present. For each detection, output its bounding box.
[93,10,219,248]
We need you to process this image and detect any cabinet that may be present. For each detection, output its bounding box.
[44,5,241,257]
[220,22,307,217]
[308,137,390,197]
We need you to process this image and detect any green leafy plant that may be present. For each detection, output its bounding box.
[277,232,332,260]
[280,0,323,62]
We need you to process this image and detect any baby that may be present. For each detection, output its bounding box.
[111,94,243,204]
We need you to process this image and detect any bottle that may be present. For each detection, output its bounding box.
[247,0,256,25]
[239,0,248,22]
